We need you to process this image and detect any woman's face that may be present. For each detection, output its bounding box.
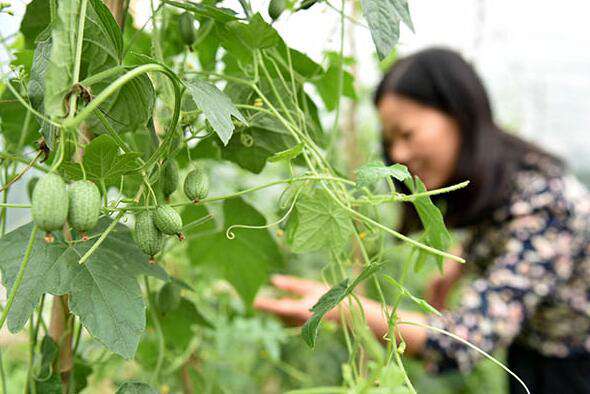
[378,94,462,190]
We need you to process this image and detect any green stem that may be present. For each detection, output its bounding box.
[2,82,61,128]
[344,204,464,263]
[27,314,36,394]
[0,349,6,394]
[78,211,125,265]
[0,226,38,331]
[143,277,165,385]
[63,64,180,133]
[78,65,127,87]
[0,152,48,172]
[0,203,31,209]
[169,175,354,208]
[355,180,470,205]
[398,320,531,394]
[327,0,346,158]
[72,0,88,84]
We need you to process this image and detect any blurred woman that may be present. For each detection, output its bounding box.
[255,47,590,393]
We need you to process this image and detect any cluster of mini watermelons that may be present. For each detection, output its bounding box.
[134,162,210,261]
[31,174,101,242]
[135,205,185,261]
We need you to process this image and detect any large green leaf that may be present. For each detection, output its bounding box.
[302,263,383,347]
[150,295,213,351]
[163,0,238,23]
[20,0,51,49]
[85,72,155,134]
[227,13,280,50]
[361,0,402,60]
[287,187,354,253]
[0,86,39,150]
[44,0,122,118]
[184,78,247,145]
[0,219,167,359]
[61,135,142,186]
[189,198,282,307]
[405,176,452,270]
[355,161,411,189]
[313,53,357,111]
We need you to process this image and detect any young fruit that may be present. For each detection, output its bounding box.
[31,173,68,242]
[178,12,195,47]
[268,0,286,20]
[68,180,101,240]
[154,205,184,240]
[184,167,209,203]
[135,210,165,263]
[157,282,181,314]
[161,160,179,201]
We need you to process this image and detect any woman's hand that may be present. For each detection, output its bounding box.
[255,274,430,356]
[254,274,338,326]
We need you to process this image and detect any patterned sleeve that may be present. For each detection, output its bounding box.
[421,205,574,373]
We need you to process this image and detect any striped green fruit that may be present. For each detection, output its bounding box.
[268,0,286,20]
[178,12,195,47]
[154,205,184,240]
[162,160,179,200]
[31,173,68,242]
[68,180,101,240]
[184,168,209,202]
[135,210,165,262]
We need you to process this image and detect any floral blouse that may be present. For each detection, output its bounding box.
[422,153,590,373]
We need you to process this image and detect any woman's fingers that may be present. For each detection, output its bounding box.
[270,274,326,296]
[254,296,313,322]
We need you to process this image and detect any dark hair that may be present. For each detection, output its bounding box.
[374,47,565,232]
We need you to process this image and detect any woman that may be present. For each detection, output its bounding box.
[255,47,590,393]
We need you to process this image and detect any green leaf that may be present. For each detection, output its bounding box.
[116,382,159,394]
[391,0,414,31]
[302,262,383,347]
[20,0,51,49]
[355,161,411,189]
[34,335,58,380]
[221,124,296,173]
[44,0,122,118]
[61,135,142,185]
[313,54,357,111]
[268,142,304,163]
[84,72,155,134]
[28,27,52,113]
[34,373,62,394]
[0,86,39,150]
[72,359,93,393]
[382,274,441,316]
[195,21,219,72]
[163,0,238,23]
[184,78,247,146]
[227,13,280,50]
[153,296,213,350]
[0,219,167,359]
[287,187,354,253]
[273,40,324,80]
[0,223,72,332]
[189,198,282,307]
[405,177,452,271]
[360,0,402,60]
